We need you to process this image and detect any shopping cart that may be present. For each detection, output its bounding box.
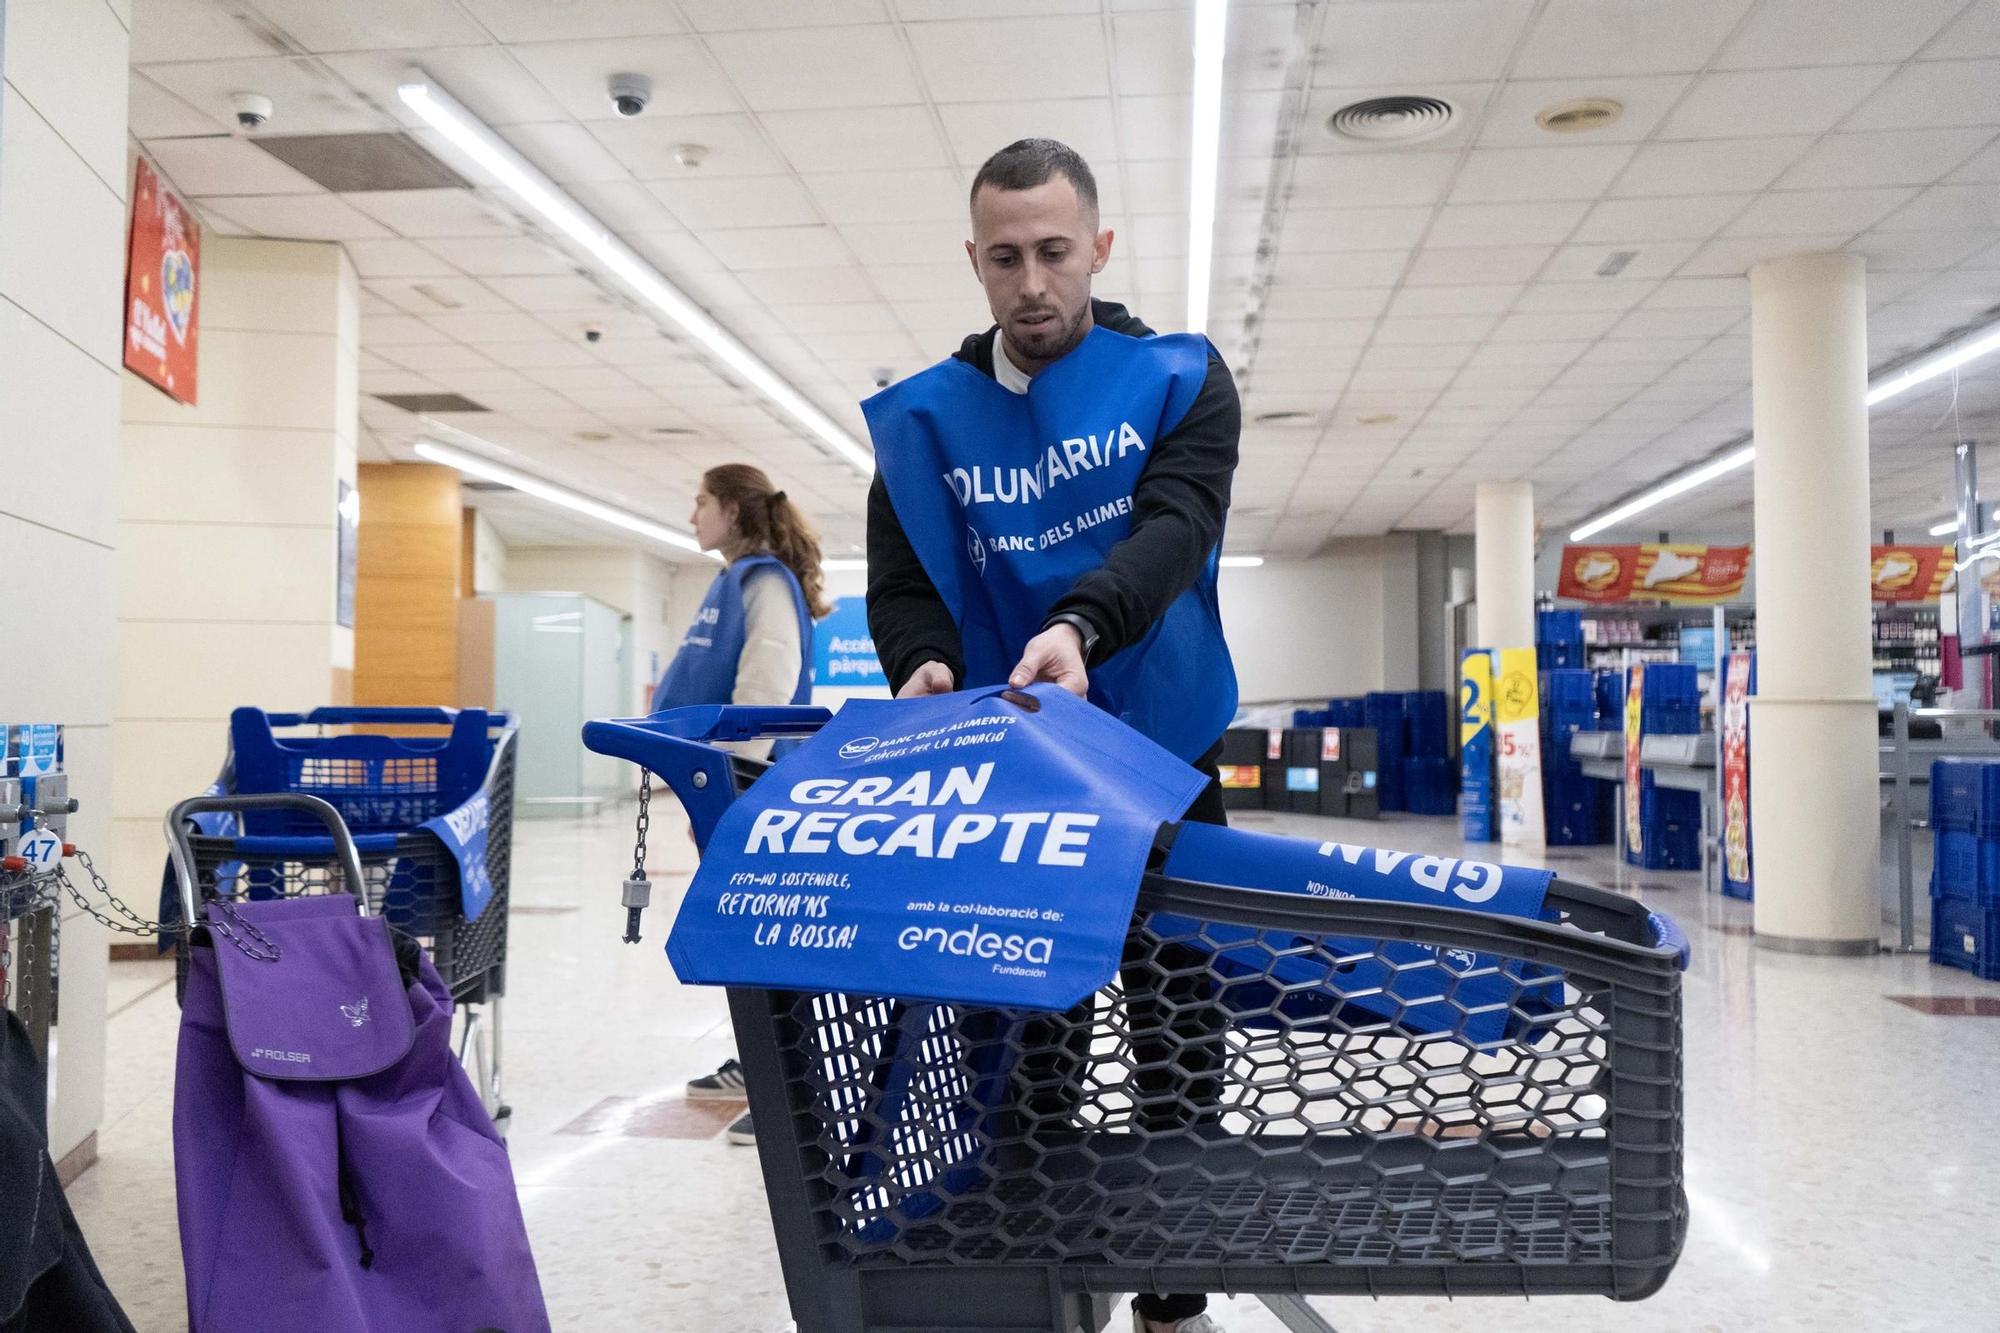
[584,705,1688,1333]
[165,706,518,1126]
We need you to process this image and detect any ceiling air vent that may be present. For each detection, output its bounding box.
[1537,98,1624,134]
[252,132,470,193]
[1327,95,1455,145]
[372,392,489,414]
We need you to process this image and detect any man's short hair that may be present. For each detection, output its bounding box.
[970,138,1099,219]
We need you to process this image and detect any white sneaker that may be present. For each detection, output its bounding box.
[1131,1311,1223,1333]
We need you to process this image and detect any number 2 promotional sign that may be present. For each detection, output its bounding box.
[125,157,201,405]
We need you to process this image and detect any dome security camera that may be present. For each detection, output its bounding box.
[607,72,652,118]
[583,324,605,344]
[230,92,273,131]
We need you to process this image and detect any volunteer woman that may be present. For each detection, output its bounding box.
[656,463,829,1146]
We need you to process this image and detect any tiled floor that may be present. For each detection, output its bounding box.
[66,804,2000,1332]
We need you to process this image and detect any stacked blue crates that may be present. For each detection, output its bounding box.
[1627,664,1703,871]
[1401,690,1455,815]
[1542,670,1605,844]
[1363,692,1408,812]
[1536,609,1585,670]
[1325,698,1366,730]
[1930,760,2000,980]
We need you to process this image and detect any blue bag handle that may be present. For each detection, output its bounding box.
[262,706,512,729]
[581,705,832,850]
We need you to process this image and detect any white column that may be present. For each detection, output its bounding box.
[1748,252,1879,953]
[1475,481,1536,650]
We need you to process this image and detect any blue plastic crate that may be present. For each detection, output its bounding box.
[1933,828,1981,902]
[1930,760,1984,833]
[1404,691,1450,758]
[1627,784,1701,871]
[1642,703,1701,737]
[1640,663,1700,706]
[1930,895,2000,981]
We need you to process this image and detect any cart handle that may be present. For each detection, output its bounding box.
[261,706,512,728]
[581,705,832,851]
[164,793,371,927]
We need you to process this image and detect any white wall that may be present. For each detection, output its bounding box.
[503,544,682,714]
[0,0,132,1165]
[467,507,508,595]
[1219,538,1424,703]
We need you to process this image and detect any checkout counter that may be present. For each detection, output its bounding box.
[1570,730,1720,894]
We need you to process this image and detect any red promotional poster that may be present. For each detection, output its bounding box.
[1721,652,1753,892]
[124,157,200,404]
[1558,544,1751,604]
[1623,665,1644,856]
[1869,545,1952,603]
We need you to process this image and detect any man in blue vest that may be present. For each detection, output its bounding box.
[862,138,1239,1333]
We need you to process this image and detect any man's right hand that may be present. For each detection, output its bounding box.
[896,661,956,698]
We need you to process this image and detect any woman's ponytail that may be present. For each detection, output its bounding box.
[702,463,832,619]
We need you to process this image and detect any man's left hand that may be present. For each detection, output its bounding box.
[1009,623,1089,697]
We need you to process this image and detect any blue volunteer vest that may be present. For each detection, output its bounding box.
[862,325,1238,762]
[652,555,813,714]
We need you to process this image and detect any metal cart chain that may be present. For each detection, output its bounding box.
[56,845,280,962]
[620,769,653,944]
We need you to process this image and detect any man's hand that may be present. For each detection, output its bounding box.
[1008,624,1089,698]
[896,660,956,698]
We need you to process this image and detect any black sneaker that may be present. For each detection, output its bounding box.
[687,1058,747,1101]
[725,1110,755,1146]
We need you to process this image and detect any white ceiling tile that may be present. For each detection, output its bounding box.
[128,73,227,138]
[510,37,740,121]
[1580,337,1709,366]
[145,135,324,196]
[1113,4,1296,97]
[345,189,518,238]
[423,235,580,275]
[1661,66,1896,141]
[704,224,852,268]
[359,369,448,396]
[1122,90,1283,161]
[839,221,969,268]
[427,310,564,343]
[871,262,980,302]
[1427,201,1590,247]
[1372,315,1497,346]
[906,16,1108,103]
[482,339,603,368]
[1267,249,1411,288]
[1476,76,1693,147]
[1947,137,2000,185]
[706,25,922,110]
[1384,285,1523,318]
[131,0,275,62]
[650,175,822,230]
[244,0,489,51]
[934,99,1119,169]
[1513,0,1755,78]
[1715,0,1965,69]
[736,265,882,305]
[771,303,906,337]
[366,275,522,314]
[1852,228,1994,272]
[1310,0,1535,84]
[1642,276,1749,310]
[1573,193,1753,243]
[142,57,398,136]
[1513,280,1656,313]
[681,0,888,30]
[359,313,453,345]
[564,180,682,234]
[499,122,635,185]
[458,0,690,40]
[482,275,620,312]
[1541,239,1699,281]
[1844,60,2000,132]
[1285,152,1456,208]
[374,342,500,373]
[1405,245,1555,286]
[198,194,394,241]
[1359,343,1474,373]
[525,365,638,393]
[1779,128,1997,191]
[1874,184,2000,233]
[1922,2,2000,59]
[1449,144,1636,204]
[1608,136,1814,199]
[1277,205,1431,253]
[807,170,966,225]
[1725,187,1916,239]
[592,114,791,179]
[1490,310,1623,343]
[338,238,459,278]
[764,105,953,174]
[1260,285,1393,319]
[1681,234,1853,278]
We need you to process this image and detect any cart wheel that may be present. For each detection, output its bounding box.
[492,1103,513,1138]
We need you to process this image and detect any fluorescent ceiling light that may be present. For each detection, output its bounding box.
[397,72,873,478]
[415,439,718,561]
[823,557,867,572]
[1184,0,1229,336]
[1866,318,2000,407]
[1568,443,1756,543]
[1931,518,1960,537]
[1219,555,1264,568]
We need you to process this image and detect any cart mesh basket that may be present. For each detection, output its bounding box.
[731,874,1684,1329]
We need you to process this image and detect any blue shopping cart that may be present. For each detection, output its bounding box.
[585,702,1689,1333]
[163,706,518,1125]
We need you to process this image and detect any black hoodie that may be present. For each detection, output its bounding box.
[865,299,1240,693]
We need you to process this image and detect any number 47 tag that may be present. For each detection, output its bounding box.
[17,828,63,872]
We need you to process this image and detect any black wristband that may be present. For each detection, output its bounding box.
[1043,612,1102,663]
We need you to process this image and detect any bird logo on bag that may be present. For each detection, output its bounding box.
[340,997,370,1028]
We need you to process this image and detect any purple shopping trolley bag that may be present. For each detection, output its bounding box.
[174,894,549,1333]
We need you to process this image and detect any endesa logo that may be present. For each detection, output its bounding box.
[838,736,882,760]
[898,922,1055,965]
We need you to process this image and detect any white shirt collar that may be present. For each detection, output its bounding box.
[991,330,1031,395]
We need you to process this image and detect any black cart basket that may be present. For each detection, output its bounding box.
[586,706,1688,1332]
